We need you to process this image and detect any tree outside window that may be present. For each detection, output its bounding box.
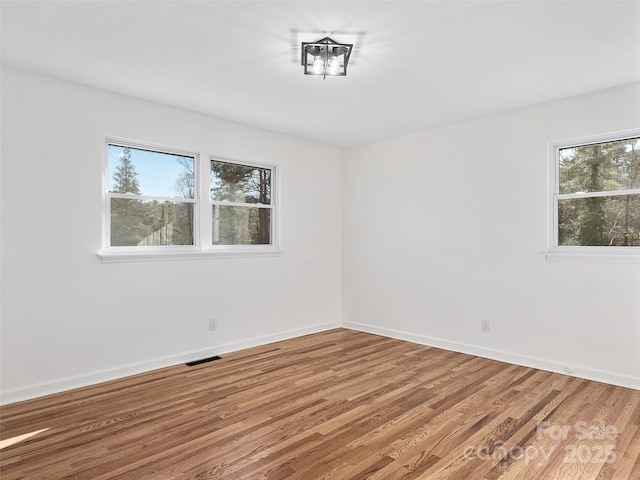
[107,143,196,248]
[555,134,640,249]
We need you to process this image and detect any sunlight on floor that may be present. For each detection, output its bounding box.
[0,428,49,450]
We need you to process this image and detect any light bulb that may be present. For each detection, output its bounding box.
[328,55,340,75]
[312,55,324,75]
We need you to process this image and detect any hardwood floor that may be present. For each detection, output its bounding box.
[1,329,639,479]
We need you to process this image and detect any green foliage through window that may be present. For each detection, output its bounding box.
[107,144,196,247]
[557,135,640,247]
[105,142,278,252]
[210,160,273,245]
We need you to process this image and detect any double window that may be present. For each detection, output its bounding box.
[551,131,640,254]
[103,140,277,256]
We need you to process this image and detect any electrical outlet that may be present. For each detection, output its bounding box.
[481,319,491,333]
[209,318,218,331]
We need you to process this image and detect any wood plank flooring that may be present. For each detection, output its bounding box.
[1,328,639,479]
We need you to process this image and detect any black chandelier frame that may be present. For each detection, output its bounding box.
[301,37,353,79]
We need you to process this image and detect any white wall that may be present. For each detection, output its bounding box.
[2,69,638,405]
[0,68,343,404]
[342,82,640,389]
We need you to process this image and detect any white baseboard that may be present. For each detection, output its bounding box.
[4,319,636,405]
[343,321,640,391]
[0,321,341,405]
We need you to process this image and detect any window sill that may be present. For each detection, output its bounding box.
[99,248,282,263]
[545,252,640,264]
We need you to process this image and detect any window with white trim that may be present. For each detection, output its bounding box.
[103,140,277,255]
[551,131,640,253]
[105,142,198,250]
[210,158,274,246]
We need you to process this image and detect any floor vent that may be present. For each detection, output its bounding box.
[186,355,222,367]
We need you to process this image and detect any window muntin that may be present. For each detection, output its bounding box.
[106,142,198,250]
[552,132,640,251]
[210,159,274,246]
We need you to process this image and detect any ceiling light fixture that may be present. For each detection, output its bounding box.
[301,37,353,79]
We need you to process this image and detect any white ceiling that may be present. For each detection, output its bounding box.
[2,1,639,148]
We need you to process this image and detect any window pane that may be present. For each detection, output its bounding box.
[559,137,640,194]
[210,160,271,204]
[558,194,640,246]
[110,198,195,246]
[212,205,271,245]
[108,145,195,198]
